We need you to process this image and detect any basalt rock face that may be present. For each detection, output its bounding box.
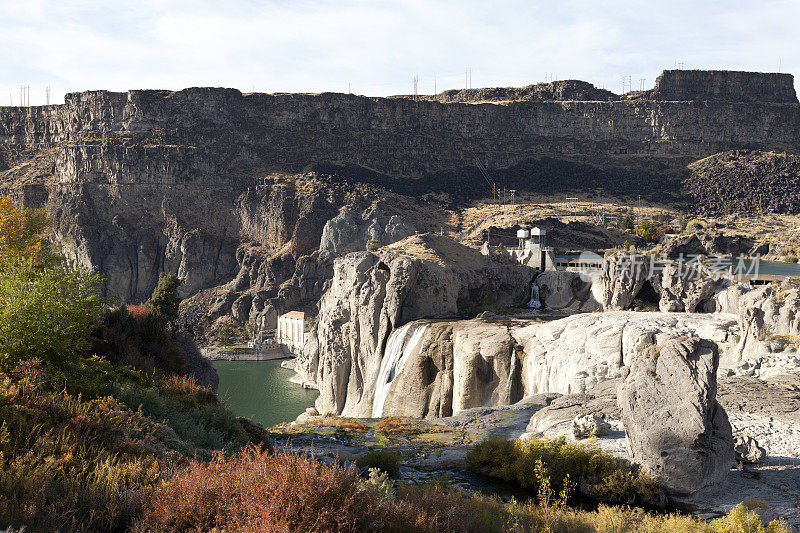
[649,70,798,103]
[658,230,768,258]
[1,72,799,305]
[618,337,735,495]
[686,150,800,215]
[294,234,538,416]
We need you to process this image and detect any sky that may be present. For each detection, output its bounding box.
[1,0,799,105]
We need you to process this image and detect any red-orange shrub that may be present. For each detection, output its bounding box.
[126,303,150,322]
[142,445,397,532]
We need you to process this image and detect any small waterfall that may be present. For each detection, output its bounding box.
[527,280,542,309]
[371,322,429,418]
[504,350,519,404]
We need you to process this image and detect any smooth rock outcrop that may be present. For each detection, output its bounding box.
[595,252,717,313]
[617,337,734,495]
[514,311,738,396]
[319,206,416,254]
[534,270,600,311]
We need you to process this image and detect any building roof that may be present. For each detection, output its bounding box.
[280,311,306,320]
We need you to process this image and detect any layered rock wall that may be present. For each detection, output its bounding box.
[650,70,797,103]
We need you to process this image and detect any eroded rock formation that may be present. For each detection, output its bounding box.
[618,337,734,495]
[295,234,538,416]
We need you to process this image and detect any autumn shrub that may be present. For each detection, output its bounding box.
[140,446,405,532]
[0,195,50,263]
[465,436,663,507]
[108,379,247,452]
[126,303,150,322]
[0,359,183,532]
[357,448,401,478]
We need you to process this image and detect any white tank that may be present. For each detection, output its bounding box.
[517,229,530,239]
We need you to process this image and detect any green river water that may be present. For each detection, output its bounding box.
[212,359,318,427]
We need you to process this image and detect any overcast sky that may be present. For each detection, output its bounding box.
[2,0,799,105]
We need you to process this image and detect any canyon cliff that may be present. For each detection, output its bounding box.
[0,69,798,322]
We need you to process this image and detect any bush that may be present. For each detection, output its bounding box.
[94,305,187,377]
[635,220,661,244]
[140,446,404,532]
[0,195,49,263]
[0,258,107,369]
[465,436,663,506]
[146,272,183,324]
[0,360,175,531]
[357,448,401,478]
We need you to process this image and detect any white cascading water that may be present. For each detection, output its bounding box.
[527,280,542,309]
[504,350,519,404]
[371,322,429,418]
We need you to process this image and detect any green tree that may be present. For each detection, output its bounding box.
[0,196,108,368]
[146,272,183,324]
[0,258,106,368]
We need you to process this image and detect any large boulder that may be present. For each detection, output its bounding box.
[617,337,734,495]
[594,252,720,313]
[595,253,651,310]
[535,270,600,311]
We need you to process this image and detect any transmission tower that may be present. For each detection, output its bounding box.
[46,85,51,105]
[413,75,419,100]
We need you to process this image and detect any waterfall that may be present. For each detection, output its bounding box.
[504,350,519,404]
[527,280,542,309]
[371,321,429,418]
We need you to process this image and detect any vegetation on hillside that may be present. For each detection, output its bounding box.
[0,197,258,531]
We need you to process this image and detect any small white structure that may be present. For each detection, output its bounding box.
[511,227,556,270]
[276,311,309,354]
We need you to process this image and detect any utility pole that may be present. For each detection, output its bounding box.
[622,75,632,94]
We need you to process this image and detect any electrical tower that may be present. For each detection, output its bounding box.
[622,75,632,94]
[413,75,419,100]
[46,85,51,105]
[465,67,472,90]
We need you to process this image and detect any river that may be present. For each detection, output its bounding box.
[212,359,318,427]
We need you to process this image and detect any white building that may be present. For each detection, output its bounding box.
[512,227,555,270]
[276,311,309,354]
[481,226,555,270]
